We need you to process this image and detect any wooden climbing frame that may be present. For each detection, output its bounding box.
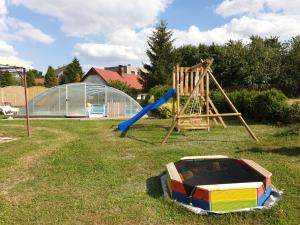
[161,59,258,144]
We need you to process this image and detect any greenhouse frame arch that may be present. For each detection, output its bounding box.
[18,83,142,118]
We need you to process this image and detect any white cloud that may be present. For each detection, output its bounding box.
[0,0,54,68]
[0,40,32,68]
[215,0,300,17]
[264,0,300,14]
[212,0,300,42]
[173,25,244,46]
[74,28,153,65]
[10,0,172,37]
[74,0,300,66]
[5,18,55,44]
[0,39,15,55]
[8,0,299,67]
[0,55,32,68]
[227,14,300,40]
[74,43,139,63]
[0,0,54,44]
[172,0,300,47]
[215,0,264,17]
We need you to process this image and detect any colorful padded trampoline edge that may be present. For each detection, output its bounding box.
[191,187,211,210]
[209,188,257,212]
[257,185,272,206]
[166,163,189,204]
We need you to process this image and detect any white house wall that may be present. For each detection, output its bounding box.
[83,74,107,85]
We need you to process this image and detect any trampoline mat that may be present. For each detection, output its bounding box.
[176,158,265,188]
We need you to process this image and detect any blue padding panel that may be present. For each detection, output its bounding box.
[172,191,190,204]
[191,198,210,210]
[258,186,272,206]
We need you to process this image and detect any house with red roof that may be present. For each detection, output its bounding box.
[82,67,143,91]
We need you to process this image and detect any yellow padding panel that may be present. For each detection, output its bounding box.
[211,188,256,202]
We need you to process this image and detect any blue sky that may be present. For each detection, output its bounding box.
[0,0,299,73]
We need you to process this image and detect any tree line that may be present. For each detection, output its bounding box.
[141,21,300,97]
[0,57,83,88]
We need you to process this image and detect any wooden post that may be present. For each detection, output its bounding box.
[176,65,180,131]
[190,71,194,94]
[162,60,213,144]
[206,71,210,131]
[208,70,258,141]
[180,67,184,95]
[23,68,30,137]
[178,113,241,118]
[198,68,202,115]
[172,67,176,125]
[185,70,189,95]
[209,109,219,125]
[208,97,227,128]
[195,68,199,94]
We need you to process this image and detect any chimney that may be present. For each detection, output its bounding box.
[118,65,124,76]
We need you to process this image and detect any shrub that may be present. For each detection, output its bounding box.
[144,85,172,118]
[252,89,289,122]
[108,80,137,99]
[157,102,173,118]
[210,90,231,113]
[287,103,300,123]
[148,85,170,101]
[210,88,291,123]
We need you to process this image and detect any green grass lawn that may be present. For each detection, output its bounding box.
[0,118,299,225]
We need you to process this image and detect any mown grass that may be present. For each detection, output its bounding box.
[0,118,299,225]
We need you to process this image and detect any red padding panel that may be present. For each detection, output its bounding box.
[257,184,265,198]
[171,180,186,194]
[192,188,209,202]
[266,177,271,188]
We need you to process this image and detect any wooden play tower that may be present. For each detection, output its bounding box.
[161,59,258,144]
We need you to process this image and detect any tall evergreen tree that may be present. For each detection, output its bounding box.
[26,70,36,87]
[61,57,84,84]
[30,69,43,78]
[44,66,58,88]
[0,71,17,87]
[141,20,175,91]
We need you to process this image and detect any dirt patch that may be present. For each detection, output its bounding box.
[0,137,17,143]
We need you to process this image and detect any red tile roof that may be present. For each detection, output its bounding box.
[35,78,45,85]
[84,67,143,91]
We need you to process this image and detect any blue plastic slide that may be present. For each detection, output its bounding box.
[118,89,176,132]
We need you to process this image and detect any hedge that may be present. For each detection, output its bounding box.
[210,89,299,123]
[144,86,300,123]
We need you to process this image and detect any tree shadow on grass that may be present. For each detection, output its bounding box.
[124,134,157,145]
[146,173,165,199]
[129,124,170,131]
[236,146,300,156]
[122,131,246,145]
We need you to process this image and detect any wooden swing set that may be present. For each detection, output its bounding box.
[161,59,258,144]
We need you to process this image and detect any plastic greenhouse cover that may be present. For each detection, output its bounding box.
[160,175,282,215]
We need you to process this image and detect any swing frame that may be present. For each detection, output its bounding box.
[161,59,258,144]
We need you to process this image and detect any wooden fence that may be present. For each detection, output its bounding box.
[0,86,47,106]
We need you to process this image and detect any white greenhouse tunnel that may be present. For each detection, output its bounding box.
[18,83,142,118]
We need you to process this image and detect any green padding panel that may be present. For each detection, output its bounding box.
[211,199,257,212]
[166,173,172,196]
